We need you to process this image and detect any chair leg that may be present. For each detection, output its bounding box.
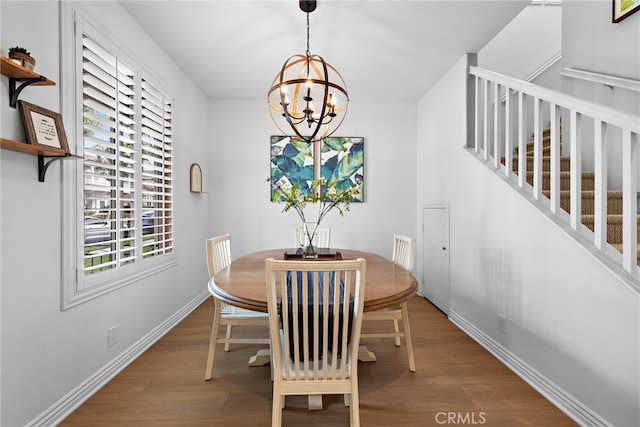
[393,318,401,346]
[401,302,416,372]
[204,299,223,380]
[224,324,232,352]
[350,386,360,426]
[272,391,283,426]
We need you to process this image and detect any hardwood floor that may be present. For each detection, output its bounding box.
[61,296,576,426]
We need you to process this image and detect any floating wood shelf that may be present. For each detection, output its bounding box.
[1,56,55,108]
[1,138,81,182]
[1,62,78,182]
[1,137,67,156]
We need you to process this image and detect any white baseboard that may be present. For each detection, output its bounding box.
[27,291,210,427]
[448,310,611,427]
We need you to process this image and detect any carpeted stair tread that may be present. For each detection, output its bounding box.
[561,190,623,198]
[503,156,571,173]
[515,135,553,155]
[610,243,640,265]
[497,126,638,268]
[581,214,640,245]
[582,214,640,224]
[542,190,624,215]
[528,171,595,191]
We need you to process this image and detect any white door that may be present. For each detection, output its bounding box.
[422,206,450,314]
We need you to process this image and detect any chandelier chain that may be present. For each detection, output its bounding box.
[306,11,310,56]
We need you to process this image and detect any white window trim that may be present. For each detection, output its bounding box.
[60,2,176,310]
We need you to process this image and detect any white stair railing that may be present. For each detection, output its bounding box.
[469,66,639,278]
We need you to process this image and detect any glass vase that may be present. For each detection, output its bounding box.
[298,222,319,259]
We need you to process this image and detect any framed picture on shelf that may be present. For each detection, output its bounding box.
[613,0,640,22]
[18,100,70,154]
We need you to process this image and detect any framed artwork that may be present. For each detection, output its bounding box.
[613,0,640,22]
[270,136,316,198]
[270,136,364,202]
[18,100,70,154]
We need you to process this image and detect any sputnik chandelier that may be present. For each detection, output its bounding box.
[267,0,349,143]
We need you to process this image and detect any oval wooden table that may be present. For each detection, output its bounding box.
[211,248,418,312]
[210,248,418,363]
[209,248,418,410]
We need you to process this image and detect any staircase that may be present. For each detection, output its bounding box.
[470,66,639,278]
[506,128,640,265]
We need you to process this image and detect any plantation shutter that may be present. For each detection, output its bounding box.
[64,13,177,307]
[140,79,174,258]
[82,35,137,275]
[80,27,175,285]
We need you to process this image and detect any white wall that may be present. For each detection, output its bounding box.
[479,3,562,85]
[561,0,639,115]
[417,54,639,426]
[1,2,211,425]
[208,99,417,263]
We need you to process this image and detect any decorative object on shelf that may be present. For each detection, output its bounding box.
[267,0,348,143]
[269,176,358,259]
[1,57,77,182]
[8,47,35,70]
[0,56,54,108]
[270,135,364,202]
[18,100,69,154]
[190,163,204,193]
[613,0,640,22]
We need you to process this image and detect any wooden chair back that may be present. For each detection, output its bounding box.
[392,234,415,271]
[265,258,366,426]
[295,226,331,248]
[206,234,232,278]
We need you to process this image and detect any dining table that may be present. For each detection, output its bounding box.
[209,247,418,410]
[209,247,418,364]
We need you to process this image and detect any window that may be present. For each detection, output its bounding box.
[62,11,175,308]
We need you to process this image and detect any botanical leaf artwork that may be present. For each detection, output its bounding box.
[320,137,364,200]
[270,136,364,202]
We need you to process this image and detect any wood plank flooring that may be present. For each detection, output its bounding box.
[61,296,577,426]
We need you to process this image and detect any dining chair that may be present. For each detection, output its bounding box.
[265,257,367,427]
[204,234,269,380]
[294,225,331,248]
[361,234,416,371]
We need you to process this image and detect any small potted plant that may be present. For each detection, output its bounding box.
[8,46,35,70]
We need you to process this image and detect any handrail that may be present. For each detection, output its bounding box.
[469,65,639,279]
[470,66,640,132]
[561,67,640,93]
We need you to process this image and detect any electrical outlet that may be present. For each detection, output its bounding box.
[498,315,507,334]
[108,324,119,347]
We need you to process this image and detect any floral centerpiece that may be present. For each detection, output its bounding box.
[269,177,359,257]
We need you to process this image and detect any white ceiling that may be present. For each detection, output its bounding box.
[119,0,530,102]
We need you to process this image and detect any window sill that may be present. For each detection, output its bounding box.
[61,258,177,310]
